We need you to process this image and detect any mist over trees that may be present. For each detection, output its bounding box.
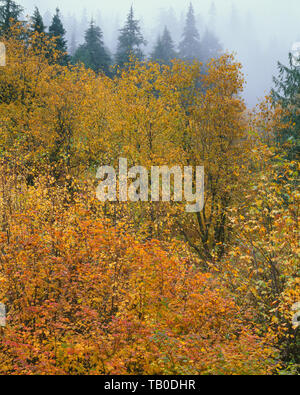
[73,20,111,74]
[151,27,178,65]
[179,3,202,62]
[42,0,297,107]
[115,6,146,67]
[0,0,299,376]
[0,1,225,76]
[2,0,297,106]
[48,8,70,65]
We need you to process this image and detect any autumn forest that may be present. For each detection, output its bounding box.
[0,0,299,375]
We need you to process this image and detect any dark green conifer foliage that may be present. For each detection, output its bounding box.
[0,0,23,35]
[49,7,69,65]
[31,6,45,34]
[272,54,300,160]
[179,3,202,62]
[115,6,146,68]
[73,20,111,75]
[151,27,177,65]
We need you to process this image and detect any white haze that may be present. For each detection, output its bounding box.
[19,0,300,107]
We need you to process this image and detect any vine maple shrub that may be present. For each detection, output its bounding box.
[0,25,298,375]
[0,179,275,374]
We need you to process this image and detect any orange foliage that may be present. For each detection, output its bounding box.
[0,182,275,374]
[0,25,297,375]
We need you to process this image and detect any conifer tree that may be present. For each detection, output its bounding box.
[201,28,222,63]
[115,6,146,68]
[49,7,69,65]
[31,6,45,34]
[69,30,77,56]
[73,20,111,75]
[151,35,163,63]
[272,54,300,160]
[151,27,177,65]
[0,0,23,35]
[179,3,202,62]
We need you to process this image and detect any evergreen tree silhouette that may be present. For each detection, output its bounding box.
[73,19,111,75]
[179,3,202,62]
[31,6,45,34]
[151,27,177,65]
[49,8,69,65]
[272,55,300,160]
[201,28,222,63]
[115,6,146,68]
[0,0,23,35]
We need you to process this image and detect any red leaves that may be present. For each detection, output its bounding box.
[0,201,274,374]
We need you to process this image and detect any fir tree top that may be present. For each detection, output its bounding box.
[179,2,202,62]
[49,8,66,41]
[201,28,222,62]
[115,6,146,67]
[272,55,300,160]
[73,19,111,75]
[31,6,45,34]
[151,26,177,65]
[0,0,23,35]
[49,8,69,65]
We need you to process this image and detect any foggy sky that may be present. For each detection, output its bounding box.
[18,1,300,107]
